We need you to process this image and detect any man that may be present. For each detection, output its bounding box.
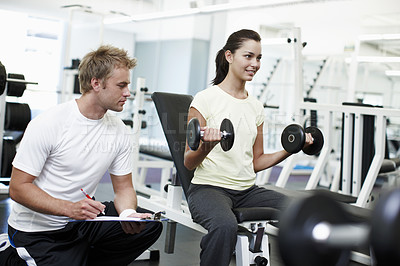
[1,45,162,265]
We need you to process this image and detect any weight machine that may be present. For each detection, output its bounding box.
[130,77,175,198]
[260,28,400,209]
[0,62,37,194]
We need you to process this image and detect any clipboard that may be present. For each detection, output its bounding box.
[70,216,168,222]
[69,211,167,222]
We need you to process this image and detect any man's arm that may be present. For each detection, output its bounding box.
[9,167,105,220]
[110,173,151,234]
[110,173,138,214]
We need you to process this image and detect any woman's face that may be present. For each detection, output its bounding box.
[228,39,262,82]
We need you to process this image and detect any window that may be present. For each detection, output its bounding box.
[0,10,64,115]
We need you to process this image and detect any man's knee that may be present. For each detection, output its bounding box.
[153,222,163,236]
[146,221,163,240]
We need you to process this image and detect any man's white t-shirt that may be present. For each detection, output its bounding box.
[8,100,133,232]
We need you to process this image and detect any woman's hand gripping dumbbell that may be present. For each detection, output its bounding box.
[281,124,324,155]
[186,118,235,151]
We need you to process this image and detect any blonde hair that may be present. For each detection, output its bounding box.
[78,45,137,94]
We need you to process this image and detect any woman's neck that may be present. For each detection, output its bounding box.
[218,78,248,99]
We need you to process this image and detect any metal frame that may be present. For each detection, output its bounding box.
[0,89,7,194]
[299,102,400,208]
[268,27,400,209]
[131,78,175,197]
[0,76,38,194]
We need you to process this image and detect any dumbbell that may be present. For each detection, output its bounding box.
[278,189,400,266]
[186,118,235,151]
[281,124,324,155]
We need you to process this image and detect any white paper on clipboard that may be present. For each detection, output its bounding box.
[70,216,168,222]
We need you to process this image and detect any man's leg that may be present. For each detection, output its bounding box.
[0,233,26,266]
[86,202,163,266]
[8,224,90,266]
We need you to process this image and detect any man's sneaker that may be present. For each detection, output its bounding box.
[0,234,10,252]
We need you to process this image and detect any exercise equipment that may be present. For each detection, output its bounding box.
[5,102,31,131]
[0,62,6,96]
[278,189,400,266]
[7,73,27,97]
[150,92,276,266]
[0,62,38,97]
[186,117,235,151]
[1,139,16,178]
[0,62,36,191]
[281,124,324,155]
[370,189,400,265]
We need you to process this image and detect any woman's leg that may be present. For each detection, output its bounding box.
[235,185,289,210]
[188,184,238,266]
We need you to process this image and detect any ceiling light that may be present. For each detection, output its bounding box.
[103,16,132,24]
[359,33,400,41]
[357,56,400,63]
[385,70,400,77]
[261,38,289,45]
[134,9,199,21]
[103,0,308,24]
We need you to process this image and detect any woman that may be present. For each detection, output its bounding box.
[184,29,312,265]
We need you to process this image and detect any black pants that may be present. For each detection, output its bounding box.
[4,202,162,266]
[188,184,288,266]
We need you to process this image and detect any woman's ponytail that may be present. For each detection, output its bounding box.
[211,49,229,85]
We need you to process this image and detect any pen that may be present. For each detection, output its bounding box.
[80,188,106,215]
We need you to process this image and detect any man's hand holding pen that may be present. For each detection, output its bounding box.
[66,188,106,220]
[69,198,107,220]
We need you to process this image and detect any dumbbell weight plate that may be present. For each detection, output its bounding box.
[281,124,305,154]
[187,118,201,150]
[278,193,351,266]
[0,62,6,96]
[220,118,234,151]
[370,189,400,265]
[302,127,324,155]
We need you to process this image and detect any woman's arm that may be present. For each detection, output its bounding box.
[252,123,292,173]
[253,123,314,172]
[183,107,221,170]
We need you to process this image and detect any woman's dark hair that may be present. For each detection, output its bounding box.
[211,29,261,85]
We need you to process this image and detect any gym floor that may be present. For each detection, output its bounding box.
[0,168,366,266]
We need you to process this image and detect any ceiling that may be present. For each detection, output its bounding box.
[1,0,400,56]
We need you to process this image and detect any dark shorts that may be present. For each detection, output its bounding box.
[7,202,162,266]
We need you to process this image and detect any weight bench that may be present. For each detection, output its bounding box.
[151,92,280,265]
